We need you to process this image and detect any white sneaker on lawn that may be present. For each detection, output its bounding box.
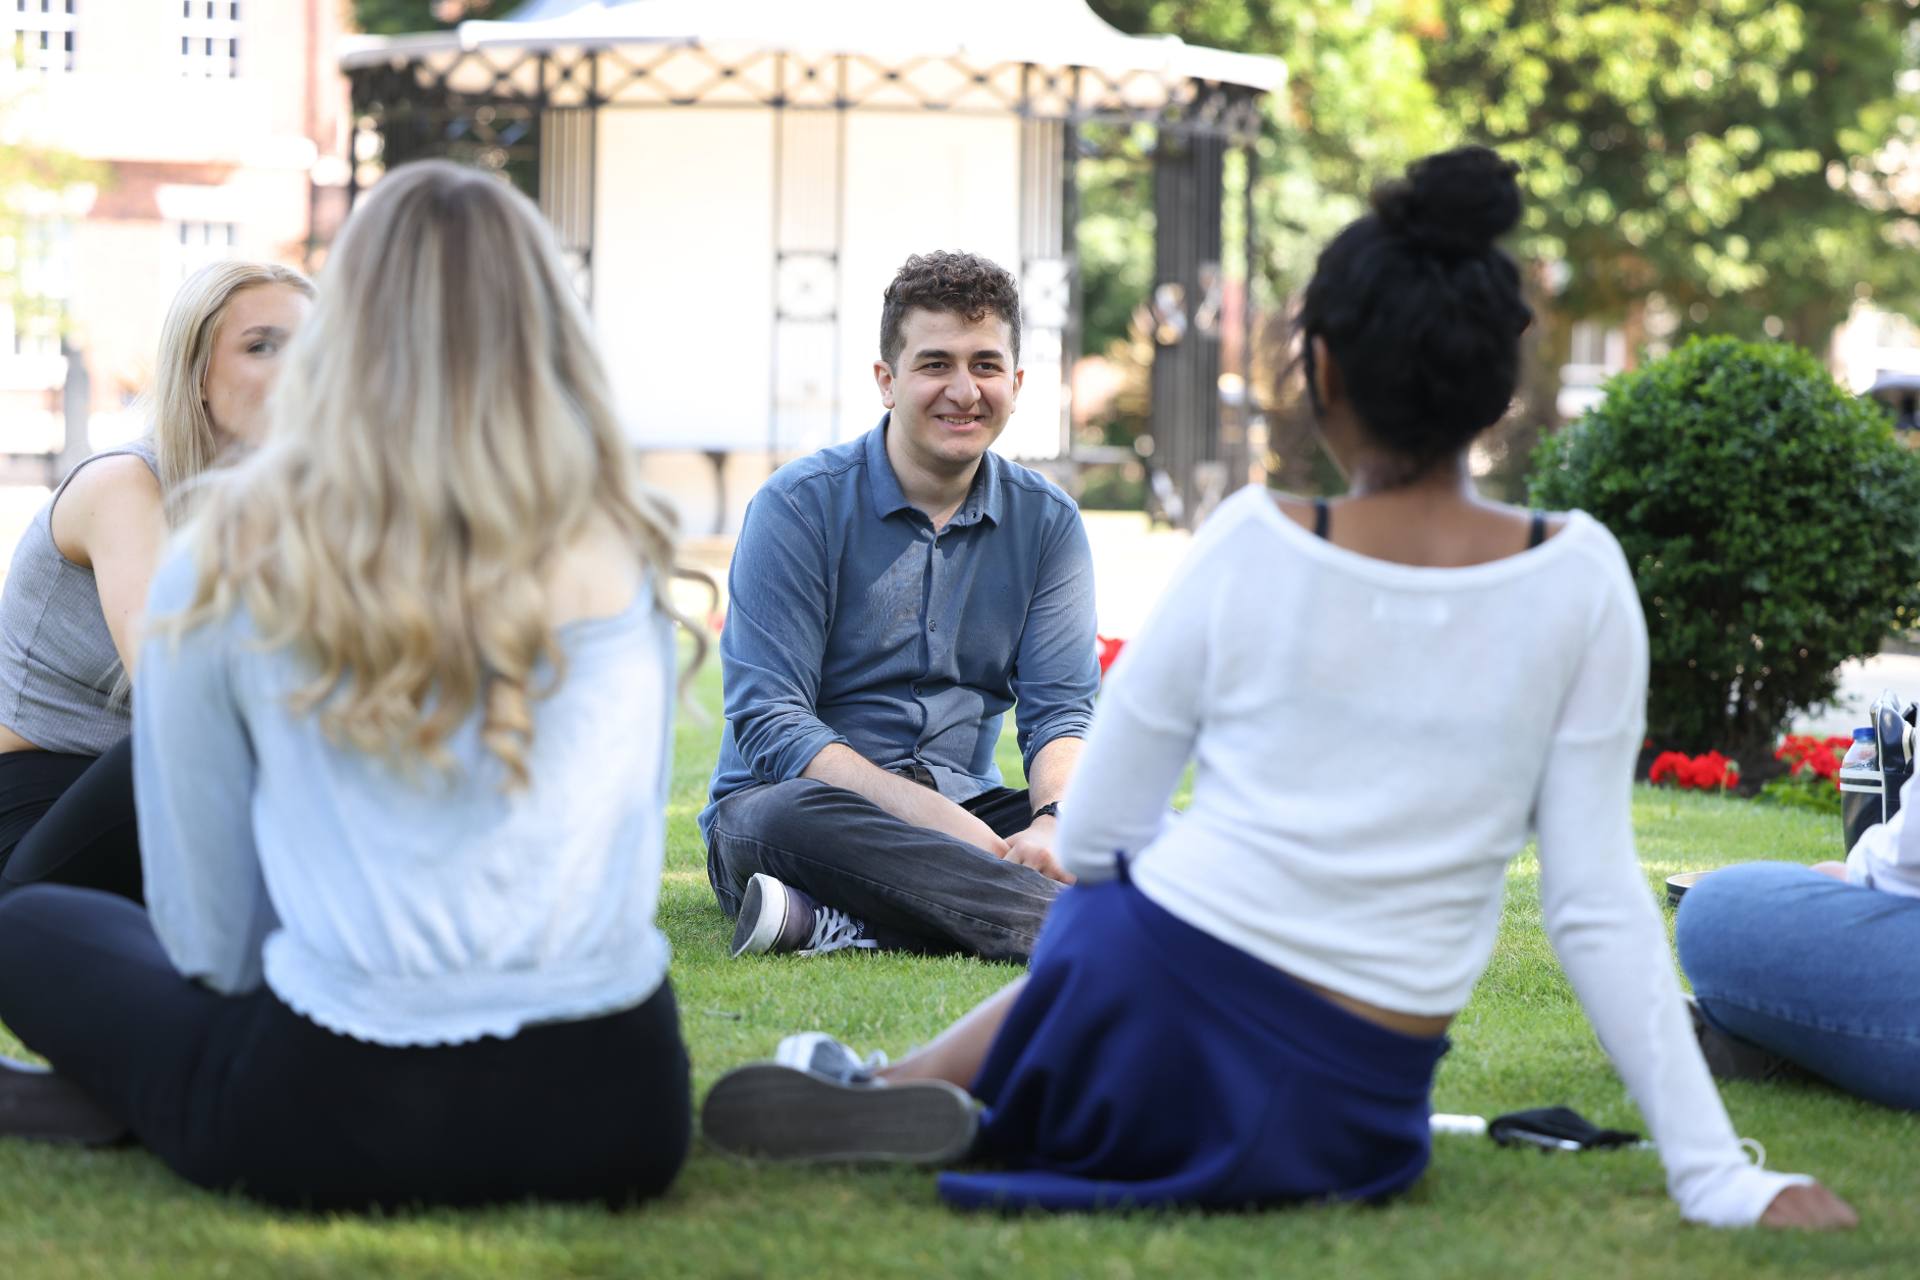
[773,1032,889,1086]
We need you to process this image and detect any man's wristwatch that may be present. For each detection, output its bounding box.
[1032,801,1061,821]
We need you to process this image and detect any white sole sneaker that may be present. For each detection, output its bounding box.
[729,873,792,958]
[702,1064,977,1164]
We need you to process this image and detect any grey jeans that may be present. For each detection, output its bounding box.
[704,774,1061,963]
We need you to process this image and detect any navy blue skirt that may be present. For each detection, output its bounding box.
[937,871,1450,1213]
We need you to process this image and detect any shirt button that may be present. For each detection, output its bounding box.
[929,621,938,632]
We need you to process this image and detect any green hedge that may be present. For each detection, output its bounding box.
[1531,335,1920,778]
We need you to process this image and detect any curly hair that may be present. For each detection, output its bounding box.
[879,251,1022,367]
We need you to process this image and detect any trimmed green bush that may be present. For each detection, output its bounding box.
[1531,335,1920,780]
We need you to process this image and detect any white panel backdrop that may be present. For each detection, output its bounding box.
[592,109,775,452]
[590,108,1060,461]
[838,113,1060,458]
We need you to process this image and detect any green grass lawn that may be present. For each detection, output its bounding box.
[3,657,1916,1278]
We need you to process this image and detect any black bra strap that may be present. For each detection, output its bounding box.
[1313,498,1330,540]
[1527,509,1547,549]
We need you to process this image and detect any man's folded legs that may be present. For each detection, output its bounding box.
[706,778,1059,964]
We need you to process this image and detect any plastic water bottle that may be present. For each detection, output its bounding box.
[1842,727,1877,773]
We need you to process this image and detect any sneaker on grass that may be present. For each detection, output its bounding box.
[0,1055,128,1146]
[729,871,879,959]
[701,1045,977,1165]
[774,1031,889,1085]
[1685,995,1803,1084]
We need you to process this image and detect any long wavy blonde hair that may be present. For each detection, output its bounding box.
[166,160,702,787]
[151,259,315,501]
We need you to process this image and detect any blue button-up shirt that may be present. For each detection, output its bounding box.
[700,417,1099,839]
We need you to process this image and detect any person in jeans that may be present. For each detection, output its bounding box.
[702,251,1099,963]
[0,260,312,903]
[0,160,700,1210]
[702,148,1854,1230]
[1677,794,1920,1109]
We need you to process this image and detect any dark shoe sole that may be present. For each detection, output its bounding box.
[729,874,788,958]
[702,1064,976,1164]
[0,1056,129,1146]
[1685,997,1800,1083]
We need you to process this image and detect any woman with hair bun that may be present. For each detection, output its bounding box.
[702,146,1854,1229]
[0,160,700,1210]
[0,259,312,902]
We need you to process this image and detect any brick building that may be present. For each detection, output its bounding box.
[1,1,350,476]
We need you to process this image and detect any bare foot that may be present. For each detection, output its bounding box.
[1759,1182,1858,1230]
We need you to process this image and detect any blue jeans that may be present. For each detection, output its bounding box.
[1676,861,1920,1109]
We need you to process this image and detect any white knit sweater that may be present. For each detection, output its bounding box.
[1054,486,1807,1227]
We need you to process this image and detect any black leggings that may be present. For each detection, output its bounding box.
[0,737,142,902]
[0,885,693,1211]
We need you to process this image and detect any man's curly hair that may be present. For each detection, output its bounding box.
[879,251,1022,368]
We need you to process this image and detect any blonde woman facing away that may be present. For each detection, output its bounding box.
[0,261,312,903]
[0,160,702,1210]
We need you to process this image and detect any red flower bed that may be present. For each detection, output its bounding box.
[1647,749,1740,791]
[1647,734,1855,794]
[1773,734,1852,790]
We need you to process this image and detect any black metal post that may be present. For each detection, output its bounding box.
[1150,124,1225,527]
[1240,134,1259,488]
[1061,99,1081,458]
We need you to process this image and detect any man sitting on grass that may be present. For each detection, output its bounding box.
[698,251,1098,963]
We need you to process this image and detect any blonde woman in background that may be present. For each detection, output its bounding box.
[0,261,312,902]
[0,160,702,1211]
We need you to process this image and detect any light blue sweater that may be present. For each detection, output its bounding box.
[133,546,674,1046]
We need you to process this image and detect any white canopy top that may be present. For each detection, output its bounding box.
[339,0,1285,94]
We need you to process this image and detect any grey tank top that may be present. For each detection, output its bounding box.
[0,440,161,755]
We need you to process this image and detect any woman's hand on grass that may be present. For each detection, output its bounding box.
[1759,1182,1857,1230]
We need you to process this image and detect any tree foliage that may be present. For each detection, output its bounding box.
[1530,337,1920,779]
[348,1,512,36]
[1089,1,1920,362]
[1424,0,1920,350]
[1,79,103,345]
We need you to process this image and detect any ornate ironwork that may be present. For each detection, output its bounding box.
[345,39,1267,523]
[347,46,1265,141]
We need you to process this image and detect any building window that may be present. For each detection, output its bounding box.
[1,220,72,363]
[179,0,239,78]
[176,221,237,278]
[6,0,79,74]
[1566,320,1628,374]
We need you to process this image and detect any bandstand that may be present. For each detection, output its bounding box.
[339,0,1282,531]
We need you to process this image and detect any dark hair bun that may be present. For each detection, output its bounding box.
[1372,145,1521,256]
[1297,144,1532,478]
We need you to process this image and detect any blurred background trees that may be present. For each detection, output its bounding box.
[349,1,510,34]
[1081,0,1920,501]
[1,73,102,397]
[311,2,1920,512]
